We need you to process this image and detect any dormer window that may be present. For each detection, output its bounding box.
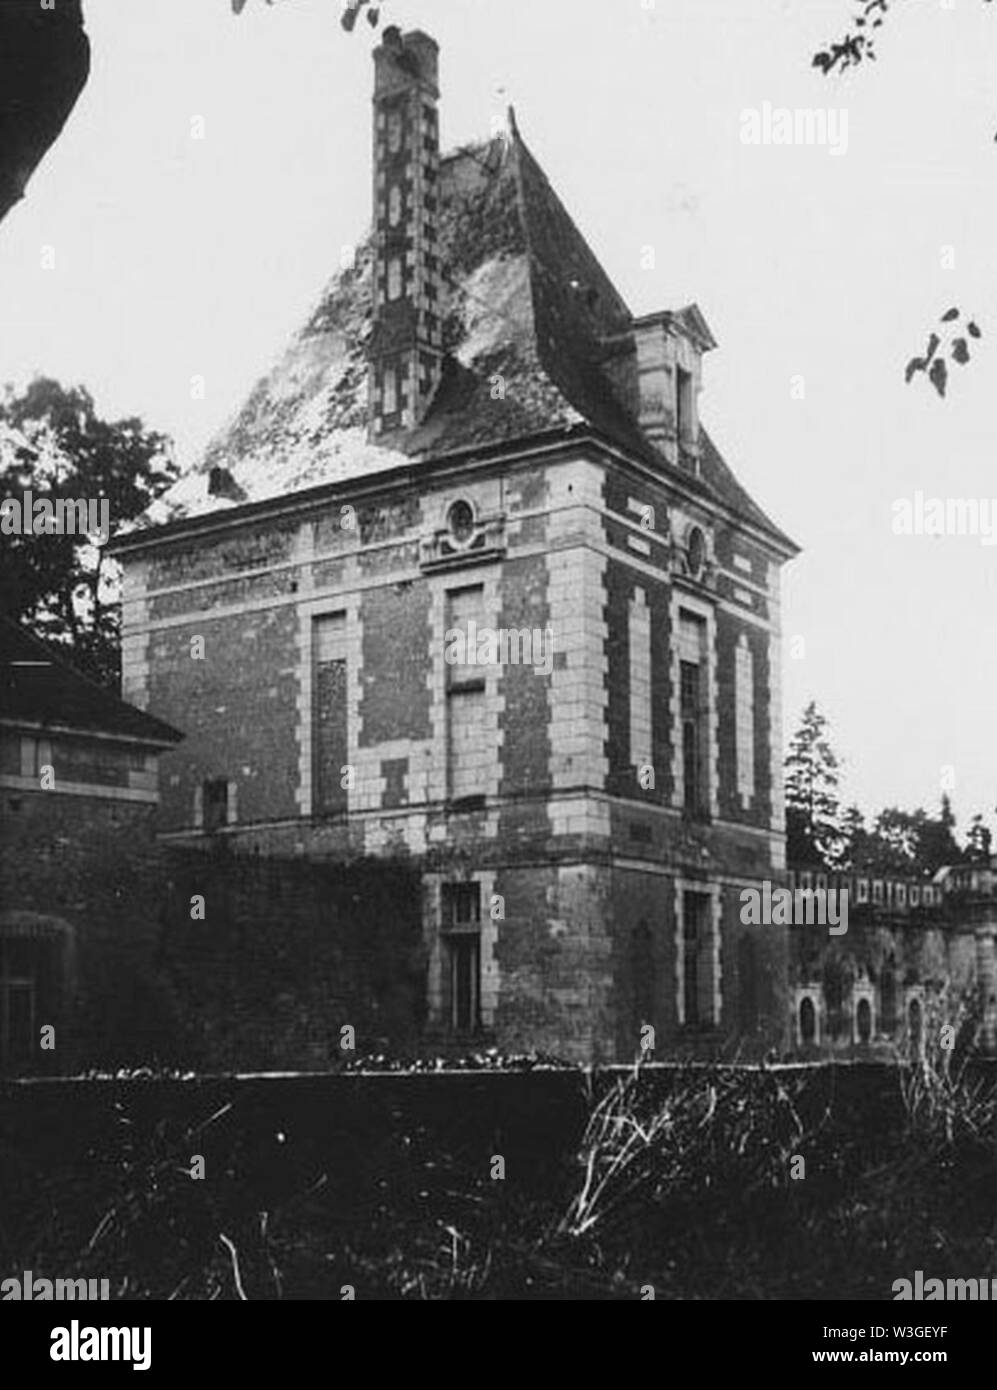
[632,308,715,466]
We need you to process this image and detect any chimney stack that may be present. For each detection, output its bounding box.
[368,28,443,437]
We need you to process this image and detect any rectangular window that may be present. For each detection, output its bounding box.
[446,586,486,808]
[0,961,35,1069]
[313,612,348,814]
[735,634,755,808]
[19,737,52,780]
[678,612,709,816]
[202,778,229,833]
[629,588,652,770]
[681,890,715,1028]
[442,883,481,1033]
[383,363,398,414]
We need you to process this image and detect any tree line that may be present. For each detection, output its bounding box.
[785,700,991,876]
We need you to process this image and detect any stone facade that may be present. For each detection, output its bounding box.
[117,438,794,1062]
[111,27,799,1064]
[786,867,997,1057]
[0,619,182,1073]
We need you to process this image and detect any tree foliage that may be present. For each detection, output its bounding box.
[785,705,990,874]
[784,700,843,867]
[0,377,176,688]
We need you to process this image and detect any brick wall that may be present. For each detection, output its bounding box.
[118,444,791,1061]
[158,849,424,1070]
[0,778,173,1072]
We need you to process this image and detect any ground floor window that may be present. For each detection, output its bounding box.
[799,994,816,1044]
[681,889,715,1027]
[0,974,35,1066]
[0,937,39,1069]
[442,883,481,1034]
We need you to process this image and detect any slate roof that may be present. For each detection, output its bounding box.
[139,116,793,552]
[0,618,183,746]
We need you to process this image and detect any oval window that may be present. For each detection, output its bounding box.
[447,499,474,545]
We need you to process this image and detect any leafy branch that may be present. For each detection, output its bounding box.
[905,307,982,398]
[231,0,387,27]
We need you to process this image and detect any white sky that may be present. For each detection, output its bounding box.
[2,0,996,835]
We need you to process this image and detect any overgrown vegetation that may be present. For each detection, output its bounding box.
[2,1060,995,1300]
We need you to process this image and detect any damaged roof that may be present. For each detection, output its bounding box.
[141,117,792,550]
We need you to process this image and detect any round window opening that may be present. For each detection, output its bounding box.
[687,526,706,578]
[447,500,475,546]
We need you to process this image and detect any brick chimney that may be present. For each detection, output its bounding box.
[368,28,443,437]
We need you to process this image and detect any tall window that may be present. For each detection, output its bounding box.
[735,634,755,808]
[446,586,486,807]
[629,588,652,772]
[442,883,481,1033]
[799,995,817,1045]
[202,778,230,833]
[681,890,715,1027]
[0,939,37,1070]
[313,612,348,814]
[678,611,709,816]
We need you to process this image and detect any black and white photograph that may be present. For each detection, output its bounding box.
[1,0,996,1361]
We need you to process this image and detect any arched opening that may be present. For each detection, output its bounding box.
[908,997,923,1052]
[856,997,872,1044]
[880,959,897,1036]
[823,961,845,1041]
[799,995,816,1045]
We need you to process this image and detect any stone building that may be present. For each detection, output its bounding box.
[111,29,798,1063]
[787,866,997,1057]
[0,617,182,1072]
